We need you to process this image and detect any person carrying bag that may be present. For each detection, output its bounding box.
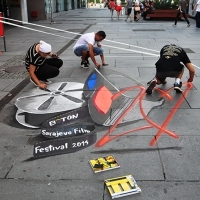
[134,0,140,21]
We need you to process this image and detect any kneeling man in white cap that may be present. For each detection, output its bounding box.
[25,40,63,89]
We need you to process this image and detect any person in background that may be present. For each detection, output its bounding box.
[73,31,108,69]
[142,0,153,20]
[146,44,195,95]
[25,40,63,90]
[125,0,133,22]
[174,0,190,27]
[109,0,116,20]
[139,1,145,17]
[115,0,122,20]
[134,0,140,21]
[193,0,200,28]
[104,0,109,8]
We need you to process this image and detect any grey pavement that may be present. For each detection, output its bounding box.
[0,6,200,200]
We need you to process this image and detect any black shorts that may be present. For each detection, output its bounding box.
[127,8,132,15]
[156,69,184,82]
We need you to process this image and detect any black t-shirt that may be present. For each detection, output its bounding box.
[25,43,46,71]
[155,45,191,72]
[178,0,188,13]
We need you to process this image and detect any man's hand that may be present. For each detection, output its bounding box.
[38,83,47,90]
[52,54,59,58]
[95,63,101,68]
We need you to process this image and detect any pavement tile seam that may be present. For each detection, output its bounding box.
[1,178,200,182]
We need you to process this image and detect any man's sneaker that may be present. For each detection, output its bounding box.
[86,59,90,65]
[187,23,191,27]
[30,78,38,86]
[40,79,52,85]
[174,82,182,93]
[146,79,157,94]
[161,80,167,84]
[80,61,89,69]
[81,57,90,65]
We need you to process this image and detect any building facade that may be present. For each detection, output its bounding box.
[0,0,86,23]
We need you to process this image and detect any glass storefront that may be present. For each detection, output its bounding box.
[45,0,85,15]
[45,0,68,14]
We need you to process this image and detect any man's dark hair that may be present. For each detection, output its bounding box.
[97,31,106,39]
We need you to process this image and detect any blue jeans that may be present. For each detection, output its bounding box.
[74,45,103,56]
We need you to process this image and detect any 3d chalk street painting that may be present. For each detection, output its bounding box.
[14,68,193,158]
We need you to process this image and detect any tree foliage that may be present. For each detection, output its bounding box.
[154,0,179,9]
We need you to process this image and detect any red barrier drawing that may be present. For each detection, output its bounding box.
[95,82,193,147]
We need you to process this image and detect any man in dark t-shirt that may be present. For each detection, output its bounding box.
[125,0,133,22]
[174,0,190,26]
[146,44,195,94]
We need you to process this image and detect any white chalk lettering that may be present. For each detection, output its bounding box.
[74,128,90,134]
[49,113,79,126]
[49,120,56,126]
[42,130,74,137]
[35,143,68,154]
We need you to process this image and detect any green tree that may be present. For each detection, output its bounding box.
[154,0,179,10]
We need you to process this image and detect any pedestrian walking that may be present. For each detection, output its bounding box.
[134,0,140,21]
[125,0,133,22]
[73,31,108,69]
[108,0,116,20]
[146,44,195,94]
[25,40,63,90]
[104,0,109,8]
[115,0,122,20]
[174,0,190,27]
[193,0,200,28]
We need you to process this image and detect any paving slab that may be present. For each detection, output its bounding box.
[0,179,104,200]
[0,130,29,178]
[158,136,200,181]
[0,79,19,90]
[2,78,25,91]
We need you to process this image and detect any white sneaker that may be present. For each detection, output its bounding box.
[80,61,89,69]
[40,79,52,84]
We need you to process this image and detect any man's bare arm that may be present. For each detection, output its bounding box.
[29,64,47,89]
[88,44,100,67]
[185,63,195,82]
